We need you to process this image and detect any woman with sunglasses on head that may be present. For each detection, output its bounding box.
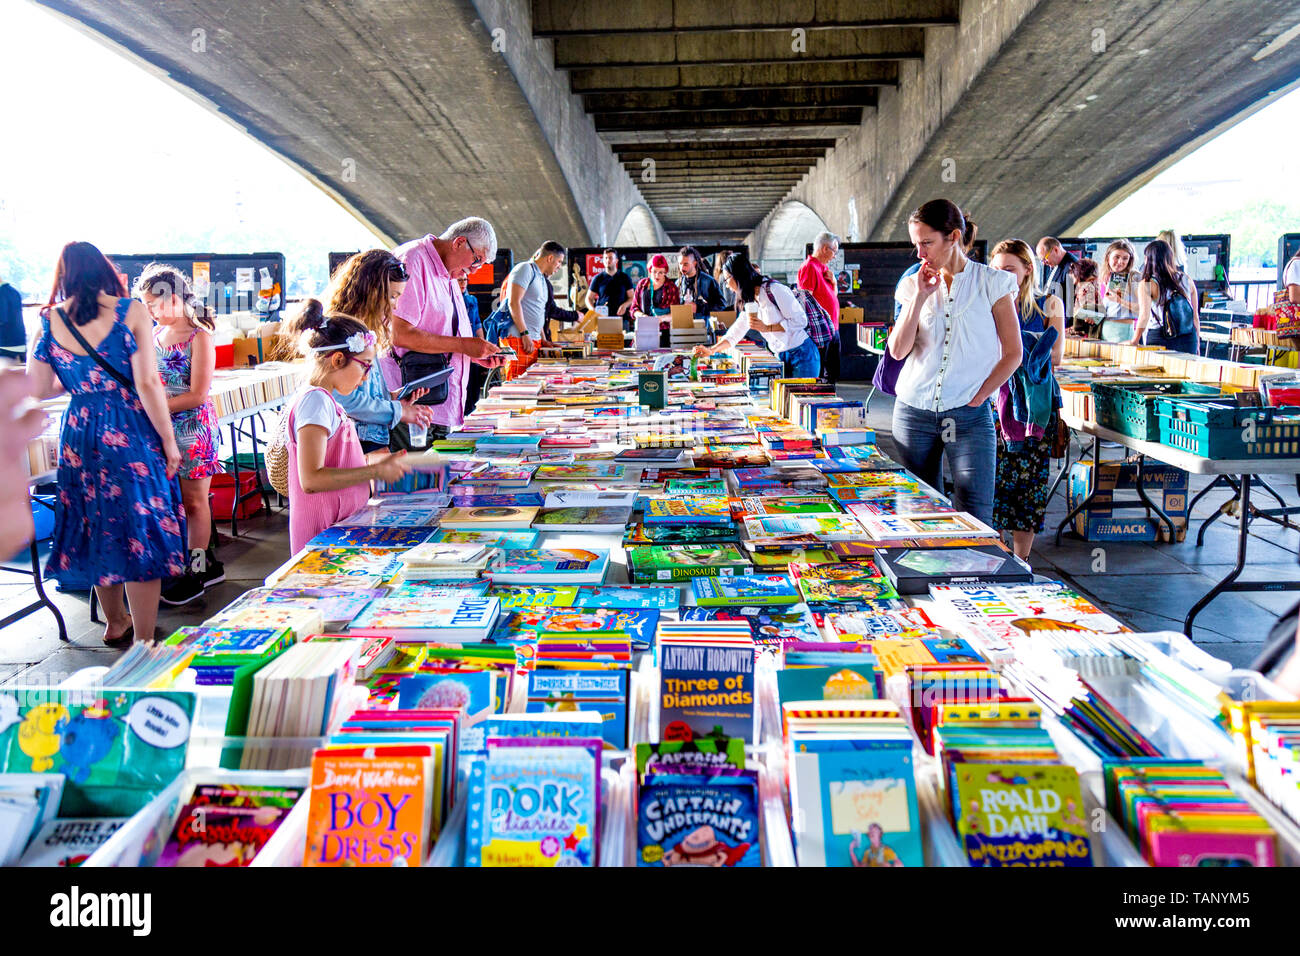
[281,300,413,552]
[319,251,434,453]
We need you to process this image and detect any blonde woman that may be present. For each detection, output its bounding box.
[989,239,1064,560]
[1097,239,1140,343]
[1157,229,1188,272]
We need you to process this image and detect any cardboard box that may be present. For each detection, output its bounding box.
[597,317,623,337]
[1067,461,1188,542]
[670,304,695,327]
[839,307,864,324]
[712,310,739,327]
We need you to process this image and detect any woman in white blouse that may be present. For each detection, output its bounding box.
[693,252,821,379]
[888,200,1022,524]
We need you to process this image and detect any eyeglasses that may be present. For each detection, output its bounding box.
[464,238,485,272]
[348,356,373,374]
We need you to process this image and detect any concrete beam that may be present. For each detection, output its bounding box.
[583,86,878,115]
[533,0,957,36]
[569,60,898,94]
[867,0,1300,243]
[611,141,836,160]
[627,167,815,181]
[594,108,864,132]
[553,27,925,69]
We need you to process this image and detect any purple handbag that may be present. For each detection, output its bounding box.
[871,337,905,395]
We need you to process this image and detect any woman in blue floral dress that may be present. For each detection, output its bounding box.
[136,263,224,606]
[26,242,186,646]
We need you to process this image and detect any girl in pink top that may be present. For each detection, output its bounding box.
[284,301,411,552]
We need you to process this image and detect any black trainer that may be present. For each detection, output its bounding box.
[160,571,204,607]
[197,547,225,589]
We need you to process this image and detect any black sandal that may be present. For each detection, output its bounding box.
[102,625,134,648]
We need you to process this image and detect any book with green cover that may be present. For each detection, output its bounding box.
[628,545,752,582]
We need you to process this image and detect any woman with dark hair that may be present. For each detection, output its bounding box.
[282,300,414,552]
[888,200,1021,525]
[1129,239,1199,353]
[692,251,821,378]
[1068,257,1103,337]
[26,241,185,646]
[310,250,434,454]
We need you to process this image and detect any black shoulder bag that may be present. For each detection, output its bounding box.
[398,291,463,406]
[57,307,138,395]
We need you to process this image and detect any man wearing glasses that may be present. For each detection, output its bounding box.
[387,217,507,439]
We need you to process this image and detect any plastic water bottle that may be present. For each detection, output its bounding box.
[409,423,428,448]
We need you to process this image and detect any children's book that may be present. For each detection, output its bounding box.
[636,775,760,867]
[397,671,498,722]
[489,585,581,609]
[788,737,921,867]
[659,635,757,743]
[488,549,611,585]
[951,762,1093,867]
[465,745,599,867]
[499,606,659,647]
[437,506,540,530]
[17,817,127,867]
[643,497,733,527]
[874,546,1032,594]
[690,574,802,607]
[303,746,434,867]
[350,593,500,642]
[574,585,681,610]
[532,506,633,533]
[427,529,540,550]
[534,464,624,481]
[157,784,302,867]
[628,545,752,582]
[305,526,435,550]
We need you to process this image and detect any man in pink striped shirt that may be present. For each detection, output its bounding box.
[386,218,506,435]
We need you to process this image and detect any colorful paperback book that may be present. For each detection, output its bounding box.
[777,664,881,706]
[526,668,629,749]
[489,548,610,585]
[450,493,545,508]
[397,671,499,721]
[628,545,752,582]
[335,505,447,527]
[534,463,624,481]
[643,497,733,527]
[788,737,920,867]
[350,593,500,642]
[437,506,540,530]
[303,747,433,867]
[681,605,821,648]
[690,574,801,607]
[574,584,681,610]
[739,497,842,517]
[274,547,405,588]
[499,606,659,646]
[18,817,127,867]
[212,587,382,630]
[532,506,633,532]
[857,512,998,541]
[634,738,746,777]
[951,762,1093,867]
[428,529,540,550]
[797,574,900,605]
[465,746,598,867]
[306,526,435,550]
[158,785,302,867]
[875,546,1032,594]
[742,514,865,541]
[489,585,581,608]
[659,638,757,743]
[846,493,955,518]
[637,775,760,867]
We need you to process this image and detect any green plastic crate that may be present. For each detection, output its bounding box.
[1090,381,1221,441]
[1156,405,1300,459]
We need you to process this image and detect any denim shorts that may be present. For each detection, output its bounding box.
[779,337,822,379]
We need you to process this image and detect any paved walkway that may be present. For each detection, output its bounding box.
[1,383,1293,687]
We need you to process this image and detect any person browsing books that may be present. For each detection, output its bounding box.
[632,254,681,347]
[889,200,1022,526]
[692,251,821,379]
[26,241,186,647]
[316,251,434,454]
[283,301,417,552]
[135,263,224,607]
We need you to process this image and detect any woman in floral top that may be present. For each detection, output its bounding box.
[135,264,223,606]
[27,242,185,646]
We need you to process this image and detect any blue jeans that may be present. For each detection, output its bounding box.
[780,337,821,379]
[891,399,996,525]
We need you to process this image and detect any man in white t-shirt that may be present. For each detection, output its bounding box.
[1283,253,1300,305]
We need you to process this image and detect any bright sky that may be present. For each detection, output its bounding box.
[0,2,383,297]
[2,2,1297,296]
